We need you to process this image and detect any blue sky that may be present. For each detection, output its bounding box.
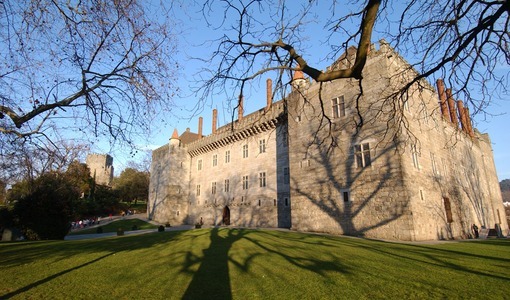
[95,2,510,181]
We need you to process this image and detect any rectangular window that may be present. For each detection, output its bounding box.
[212,154,218,167]
[225,150,230,163]
[197,159,202,171]
[430,152,438,175]
[441,158,447,177]
[403,93,410,113]
[283,167,290,184]
[354,143,371,168]
[342,191,350,202]
[411,145,420,169]
[332,96,345,118]
[196,185,201,196]
[259,172,266,187]
[242,175,249,190]
[300,160,310,168]
[242,144,249,158]
[211,182,216,194]
[259,139,266,153]
[224,179,230,192]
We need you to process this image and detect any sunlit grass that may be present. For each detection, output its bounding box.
[68,219,159,235]
[1,228,508,299]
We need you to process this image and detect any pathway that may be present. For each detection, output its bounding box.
[65,214,193,241]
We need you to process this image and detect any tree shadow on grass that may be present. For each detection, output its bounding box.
[0,252,115,299]
[0,230,188,298]
[353,238,510,282]
[181,228,247,299]
[0,230,187,268]
[180,228,354,299]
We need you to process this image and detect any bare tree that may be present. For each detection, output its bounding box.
[0,0,178,145]
[0,138,89,187]
[197,0,508,121]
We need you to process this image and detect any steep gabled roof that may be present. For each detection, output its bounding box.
[180,128,200,145]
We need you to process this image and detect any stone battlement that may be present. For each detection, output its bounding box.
[186,101,285,156]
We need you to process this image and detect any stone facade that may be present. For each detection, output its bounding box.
[86,154,114,186]
[148,40,508,241]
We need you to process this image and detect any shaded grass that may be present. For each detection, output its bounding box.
[68,219,158,235]
[0,228,509,299]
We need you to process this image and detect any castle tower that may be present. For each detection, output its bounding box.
[86,154,114,186]
[148,128,191,224]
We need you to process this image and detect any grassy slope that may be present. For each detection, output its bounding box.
[68,219,159,235]
[0,229,508,299]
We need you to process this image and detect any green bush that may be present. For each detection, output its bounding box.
[14,173,78,240]
[158,225,165,232]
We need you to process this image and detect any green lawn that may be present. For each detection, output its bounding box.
[0,229,508,299]
[68,219,159,235]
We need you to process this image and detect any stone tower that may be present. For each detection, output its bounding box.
[148,129,192,224]
[86,154,114,186]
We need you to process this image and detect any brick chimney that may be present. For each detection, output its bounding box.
[464,107,475,138]
[238,95,244,121]
[446,89,458,127]
[198,116,203,139]
[266,78,273,111]
[212,109,217,134]
[456,100,468,134]
[436,79,449,120]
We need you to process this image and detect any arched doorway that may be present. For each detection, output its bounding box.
[222,206,230,225]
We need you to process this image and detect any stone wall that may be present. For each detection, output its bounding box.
[187,105,290,228]
[287,43,415,240]
[148,138,191,225]
[86,154,114,186]
[148,40,507,241]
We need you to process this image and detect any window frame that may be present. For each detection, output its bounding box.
[411,144,420,169]
[242,175,249,190]
[259,172,266,187]
[242,144,249,158]
[354,143,371,168]
[331,96,346,119]
[224,179,230,192]
[211,182,217,194]
[259,139,266,153]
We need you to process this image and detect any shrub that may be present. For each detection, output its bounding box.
[158,225,165,232]
[14,173,78,240]
[131,225,138,231]
[165,222,171,227]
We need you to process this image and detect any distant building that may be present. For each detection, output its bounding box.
[148,40,507,241]
[86,154,114,186]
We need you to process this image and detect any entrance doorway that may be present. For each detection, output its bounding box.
[222,206,230,225]
[443,197,453,223]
